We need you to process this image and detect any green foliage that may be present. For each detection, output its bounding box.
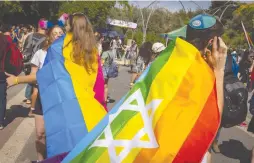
[221,3,254,49]
[0,1,22,19]
[124,29,164,47]
[58,1,116,28]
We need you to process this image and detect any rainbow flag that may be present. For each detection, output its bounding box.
[62,37,220,163]
[37,33,107,158]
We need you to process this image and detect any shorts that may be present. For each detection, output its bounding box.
[33,94,43,115]
[102,66,108,79]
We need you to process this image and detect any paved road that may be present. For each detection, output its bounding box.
[1,66,254,163]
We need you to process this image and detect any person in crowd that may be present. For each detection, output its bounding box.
[0,25,11,130]
[101,41,114,104]
[151,42,166,64]
[38,13,105,158]
[184,14,227,163]
[129,42,152,88]
[116,36,122,59]
[110,36,118,59]
[16,26,27,51]
[0,24,24,130]
[11,25,16,41]
[129,42,166,88]
[6,25,64,161]
[96,33,104,56]
[129,40,138,79]
[239,49,254,90]
[22,19,47,117]
[22,25,33,52]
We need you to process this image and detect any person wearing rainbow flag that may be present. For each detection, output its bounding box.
[48,14,227,163]
[26,13,227,163]
[185,14,227,163]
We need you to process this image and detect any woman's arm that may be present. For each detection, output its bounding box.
[6,66,38,88]
[17,34,24,43]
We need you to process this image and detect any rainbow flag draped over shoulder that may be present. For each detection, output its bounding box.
[62,37,220,163]
[37,33,107,158]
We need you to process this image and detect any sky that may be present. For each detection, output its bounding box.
[128,1,212,12]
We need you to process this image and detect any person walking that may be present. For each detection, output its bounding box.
[0,24,23,129]
[6,25,64,161]
[22,19,47,117]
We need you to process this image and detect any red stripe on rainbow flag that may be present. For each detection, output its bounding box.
[173,85,220,163]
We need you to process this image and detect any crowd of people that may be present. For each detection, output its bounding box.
[0,11,253,163]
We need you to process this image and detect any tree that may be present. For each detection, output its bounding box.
[58,1,116,28]
[209,0,239,23]
[0,1,22,21]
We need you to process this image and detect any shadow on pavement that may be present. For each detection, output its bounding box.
[107,99,115,104]
[4,105,30,127]
[219,139,252,163]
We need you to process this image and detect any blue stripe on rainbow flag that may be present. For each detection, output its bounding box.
[37,36,88,158]
[62,93,127,163]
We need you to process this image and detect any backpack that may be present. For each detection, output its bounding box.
[1,35,23,76]
[23,33,45,75]
[249,94,254,115]
[221,55,248,128]
[103,51,119,78]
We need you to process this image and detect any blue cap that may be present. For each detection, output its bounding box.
[189,14,217,30]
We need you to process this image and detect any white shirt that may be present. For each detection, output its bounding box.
[30,49,47,69]
[111,39,117,49]
[117,39,122,48]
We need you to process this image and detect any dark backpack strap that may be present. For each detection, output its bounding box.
[23,34,33,54]
[32,37,46,54]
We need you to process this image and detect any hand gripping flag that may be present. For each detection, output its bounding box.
[62,37,220,163]
[37,33,107,158]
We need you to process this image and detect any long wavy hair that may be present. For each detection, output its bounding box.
[139,42,153,66]
[67,13,97,73]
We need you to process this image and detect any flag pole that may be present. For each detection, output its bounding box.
[241,21,252,49]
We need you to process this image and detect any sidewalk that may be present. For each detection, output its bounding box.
[0,86,35,163]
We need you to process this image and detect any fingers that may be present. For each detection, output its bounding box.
[5,72,12,77]
[203,49,214,68]
[218,37,227,53]
[212,36,218,52]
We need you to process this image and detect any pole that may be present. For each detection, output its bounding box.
[219,4,231,20]
[190,0,206,14]
[179,1,186,13]
[219,3,238,21]
[143,3,157,43]
[241,21,252,49]
[135,1,158,43]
